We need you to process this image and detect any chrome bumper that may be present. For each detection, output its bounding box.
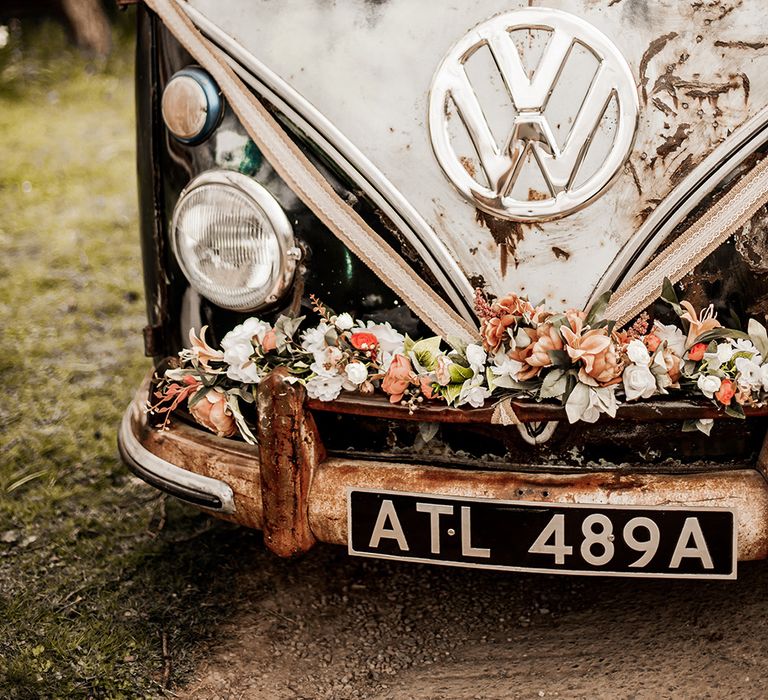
[118,372,768,561]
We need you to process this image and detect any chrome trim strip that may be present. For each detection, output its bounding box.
[180,3,477,324]
[588,105,768,306]
[118,403,236,514]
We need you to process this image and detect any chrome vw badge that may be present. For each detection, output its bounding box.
[428,8,638,221]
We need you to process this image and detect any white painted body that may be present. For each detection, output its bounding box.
[189,0,768,308]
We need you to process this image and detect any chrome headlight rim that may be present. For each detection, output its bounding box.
[170,169,298,312]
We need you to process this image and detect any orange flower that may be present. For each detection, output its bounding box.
[480,294,535,353]
[715,378,735,406]
[261,329,277,352]
[518,323,564,380]
[350,332,378,350]
[189,390,237,437]
[663,348,682,385]
[560,314,621,386]
[688,343,707,361]
[419,376,436,400]
[497,293,535,317]
[381,355,416,403]
[680,301,721,347]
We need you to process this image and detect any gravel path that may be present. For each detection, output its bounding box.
[181,538,768,699]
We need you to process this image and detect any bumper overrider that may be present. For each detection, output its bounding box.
[118,369,768,564]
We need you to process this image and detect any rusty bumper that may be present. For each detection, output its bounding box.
[118,371,768,562]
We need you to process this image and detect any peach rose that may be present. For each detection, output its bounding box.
[514,323,564,380]
[381,354,416,403]
[261,329,277,352]
[480,294,536,353]
[496,293,535,317]
[688,343,707,362]
[583,342,622,386]
[561,316,620,386]
[419,376,436,400]
[663,347,681,385]
[189,389,237,437]
[680,301,721,347]
[644,334,662,352]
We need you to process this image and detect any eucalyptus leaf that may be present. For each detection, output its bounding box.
[547,349,571,368]
[692,328,750,346]
[539,369,567,399]
[660,277,683,317]
[748,318,768,358]
[585,290,611,326]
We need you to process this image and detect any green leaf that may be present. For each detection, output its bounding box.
[226,394,258,444]
[660,277,683,317]
[187,386,209,407]
[446,336,468,356]
[410,337,443,371]
[547,349,571,368]
[692,328,750,346]
[448,363,474,383]
[585,290,612,326]
[539,369,567,399]
[724,404,745,419]
[442,383,464,406]
[748,318,768,358]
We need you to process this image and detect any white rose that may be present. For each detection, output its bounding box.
[300,322,331,354]
[623,364,657,401]
[220,318,270,383]
[761,364,768,392]
[652,321,686,358]
[626,339,651,366]
[565,383,618,424]
[344,361,368,385]
[465,343,487,375]
[305,374,344,401]
[335,313,354,331]
[697,373,722,398]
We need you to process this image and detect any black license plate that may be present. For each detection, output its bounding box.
[348,490,736,579]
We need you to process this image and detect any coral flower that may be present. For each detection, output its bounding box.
[381,354,416,403]
[688,343,707,361]
[644,334,662,352]
[350,332,379,351]
[715,378,735,406]
[189,389,237,437]
[520,323,564,379]
[480,294,535,353]
[680,301,721,347]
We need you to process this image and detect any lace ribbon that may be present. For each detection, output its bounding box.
[145,0,478,343]
[606,155,768,326]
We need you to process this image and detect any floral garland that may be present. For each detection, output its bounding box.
[150,283,768,444]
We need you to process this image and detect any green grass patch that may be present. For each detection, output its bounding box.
[0,17,257,698]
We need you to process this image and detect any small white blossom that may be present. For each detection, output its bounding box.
[491,353,523,381]
[697,374,722,398]
[626,339,651,366]
[305,374,344,401]
[300,322,331,355]
[652,321,686,358]
[623,364,657,401]
[310,346,343,377]
[704,342,734,368]
[335,312,354,331]
[565,383,618,424]
[465,343,487,375]
[735,356,762,391]
[358,321,405,355]
[457,376,492,408]
[344,361,368,385]
[732,338,761,362]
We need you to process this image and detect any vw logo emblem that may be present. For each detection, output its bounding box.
[429,8,638,221]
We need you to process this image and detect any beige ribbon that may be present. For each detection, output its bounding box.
[606,155,768,327]
[145,0,478,343]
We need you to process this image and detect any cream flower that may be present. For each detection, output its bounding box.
[466,343,487,375]
[623,364,656,401]
[334,312,354,331]
[697,374,722,398]
[652,321,686,358]
[221,318,270,384]
[344,361,368,386]
[306,374,344,401]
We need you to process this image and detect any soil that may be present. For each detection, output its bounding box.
[181,539,768,699]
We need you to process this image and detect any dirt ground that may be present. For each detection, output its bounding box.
[181,535,768,700]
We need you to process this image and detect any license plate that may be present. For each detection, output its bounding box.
[347,490,737,579]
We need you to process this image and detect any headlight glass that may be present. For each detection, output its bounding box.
[171,170,298,311]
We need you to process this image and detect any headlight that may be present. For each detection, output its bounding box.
[171,170,299,311]
[161,67,223,144]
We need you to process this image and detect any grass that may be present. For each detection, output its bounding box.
[0,17,259,698]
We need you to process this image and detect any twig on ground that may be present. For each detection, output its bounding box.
[147,495,168,539]
[161,630,172,688]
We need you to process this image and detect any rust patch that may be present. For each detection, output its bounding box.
[640,32,678,104]
[468,273,486,289]
[625,160,642,196]
[459,155,477,178]
[475,209,525,277]
[656,123,692,159]
[527,188,548,201]
[651,97,676,117]
[552,246,570,261]
[669,153,699,186]
[715,39,768,50]
[653,73,745,107]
